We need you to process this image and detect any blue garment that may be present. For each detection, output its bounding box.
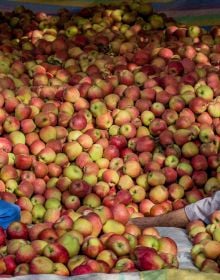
[0,200,21,229]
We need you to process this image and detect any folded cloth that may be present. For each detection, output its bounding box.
[0,200,20,229]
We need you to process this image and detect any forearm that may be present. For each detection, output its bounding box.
[131,208,190,230]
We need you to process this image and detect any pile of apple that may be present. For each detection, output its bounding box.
[0,0,219,275]
[0,221,178,275]
[187,210,220,273]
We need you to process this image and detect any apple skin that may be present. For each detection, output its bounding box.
[150,204,168,217]
[158,237,178,256]
[106,234,130,256]
[31,240,48,255]
[0,150,9,169]
[67,255,88,272]
[86,259,103,273]
[162,167,178,184]
[191,154,208,171]
[96,249,118,269]
[147,170,166,186]
[93,181,110,198]
[112,257,135,273]
[0,137,12,153]
[201,259,219,273]
[133,246,165,271]
[109,135,127,150]
[210,210,220,224]
[84,212,103,237]
[38,228,59,243]
[69,179,92,198]
[14,263,30,276]
[168,183,185,200]
[142,227,160,238]
[16,180,34,198]
[159,252,179,268]
[6,239,27,256]
[28,222,52,241]
[0,227,6,246]
[53,263,69,276]
[103,219,125,235]
[0,165,19,182]
[15,244,36,264]
[43,242,69,264]
[83,192,101,208]
[82,237,104,258]
[53,215,73,231]
[58,233,80,258]
[111,203,130,225]
[193,231,212,245]
[149,185,169,204]
[173,198,187,210]
[129,185,146,203]
[186,220,206,233]
[138,235,160,250]
[62,195,80,210]
[71,264,94,276]
[203,240,220,259]
[3,254,17,275]
[6,222,28,240]
[29,256,55,274]
[125,224,141,237]
[135,136,155,153]
[72,217,93,237]
[115,190,133,205]
[185,188,204,204]
[93,205,112,224]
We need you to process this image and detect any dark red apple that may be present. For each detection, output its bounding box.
[69,180,92,198]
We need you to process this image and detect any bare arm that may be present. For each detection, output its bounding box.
[131,191,220,230]
[131,208,190,230]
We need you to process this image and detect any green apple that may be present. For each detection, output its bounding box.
[58,234,80,257]
[88,144,103,161]
[90,100,107,117]
[213,227,220,242]
[31,204,46,223]
[103,219,125,235]
[196,85,213,101]
[63,165,83,181]
[65,26,78,37]
[44,198,61,210]
[165,155,179,168]
[8,131,26,145]
[188,25,201,38]
[141,110,155,126]
[138,234,160,250]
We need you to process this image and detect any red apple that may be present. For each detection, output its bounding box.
[6,222,28,240]
[43,242,69,263]
[69,180,92,198]
[106,234,130,257]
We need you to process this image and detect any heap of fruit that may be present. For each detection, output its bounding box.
[0,222,178,275]
[0,0,219,275]
[188,210,220,273]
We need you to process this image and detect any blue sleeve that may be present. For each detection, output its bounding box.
[185,191,220,224]
[0,200,20,229]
